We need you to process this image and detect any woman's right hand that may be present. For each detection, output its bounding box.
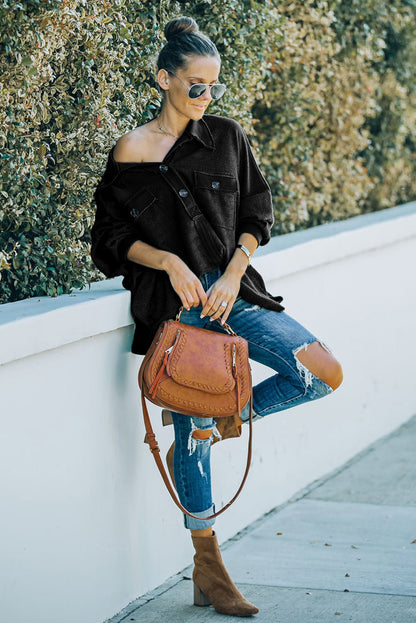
[165,255,207,311]
[126,241,207,310]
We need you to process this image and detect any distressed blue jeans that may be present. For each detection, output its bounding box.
[171,268,333,529]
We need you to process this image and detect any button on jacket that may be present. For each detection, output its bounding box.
[91,114,284,355]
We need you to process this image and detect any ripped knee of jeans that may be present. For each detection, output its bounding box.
[192,428,213,440]
[293,340,333,389]
[188,420,216,456]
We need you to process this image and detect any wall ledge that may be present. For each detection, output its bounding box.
[254,200,416,280]
[1,201,415,366]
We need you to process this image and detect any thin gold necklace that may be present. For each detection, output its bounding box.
[156,121,180,140]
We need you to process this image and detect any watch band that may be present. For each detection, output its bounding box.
[237,243,251,263]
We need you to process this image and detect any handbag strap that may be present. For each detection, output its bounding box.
[158,164,204,222]
[139,363,253,521]
[159,164,227,267]
[175,305,237,336]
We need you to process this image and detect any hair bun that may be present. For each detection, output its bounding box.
[164,16,199,41]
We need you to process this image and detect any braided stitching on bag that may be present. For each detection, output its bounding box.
[168,333,234,392]
[157,345,250,414]
[141,320,251,417]
[156,387,240,413]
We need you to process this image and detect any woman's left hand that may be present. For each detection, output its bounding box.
[200,272,241,325]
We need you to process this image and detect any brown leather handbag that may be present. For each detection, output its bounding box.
[138,307,253,520]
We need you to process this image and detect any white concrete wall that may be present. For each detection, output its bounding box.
[1,202,415,623]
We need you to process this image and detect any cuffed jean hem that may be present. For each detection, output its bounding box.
[239,400,261,424]
[184,504,216,530]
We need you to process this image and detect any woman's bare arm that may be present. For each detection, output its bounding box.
[126,240,207,311]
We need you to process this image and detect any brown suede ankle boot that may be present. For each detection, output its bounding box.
[191,531,259,616]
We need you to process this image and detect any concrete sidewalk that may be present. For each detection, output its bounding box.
[108,415,416,623]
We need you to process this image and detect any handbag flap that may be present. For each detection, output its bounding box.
[167,327,236,394]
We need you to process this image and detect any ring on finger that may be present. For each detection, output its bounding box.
[219,300,227,308]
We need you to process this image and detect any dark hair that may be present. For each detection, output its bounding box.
[157,16,220,74]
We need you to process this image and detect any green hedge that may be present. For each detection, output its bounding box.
[253,0,416,233]
[1,0,415,303]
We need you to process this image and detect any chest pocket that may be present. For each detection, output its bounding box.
[193,171,238,231]
[122,184,177,249]
[124,187,157,220]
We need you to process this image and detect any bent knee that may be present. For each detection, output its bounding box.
[315,356,343,391]
[294,341,343,391]
[327,360,343,390]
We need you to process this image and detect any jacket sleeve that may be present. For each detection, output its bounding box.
[90,171,140,278]
[236,124,274,247]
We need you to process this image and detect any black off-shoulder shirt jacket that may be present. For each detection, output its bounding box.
[91,114,284,355]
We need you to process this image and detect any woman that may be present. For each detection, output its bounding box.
[91,16,343,617]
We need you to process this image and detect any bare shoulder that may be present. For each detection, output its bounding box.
[113,125,153,163]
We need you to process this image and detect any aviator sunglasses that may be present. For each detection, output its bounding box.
[168,71,227,100]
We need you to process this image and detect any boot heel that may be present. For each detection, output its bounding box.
[193,582,211,607]
[161,409,173,426]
